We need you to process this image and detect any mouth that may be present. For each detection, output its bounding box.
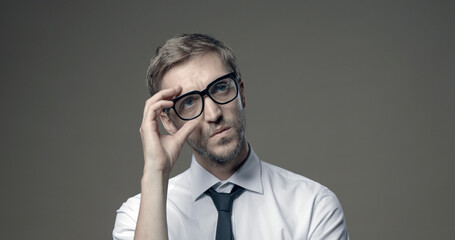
[210,127,230,138]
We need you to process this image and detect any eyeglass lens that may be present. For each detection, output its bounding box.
[174,76,238,120]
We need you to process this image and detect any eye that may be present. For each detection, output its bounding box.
[216,84,228,92]
[177,95,200,112]
[182,97,195,108]
[211,81,230,95]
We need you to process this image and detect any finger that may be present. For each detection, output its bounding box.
[172,116,202,144]
[142,99,174,124]
[150,85,182,103]
[142,86,182,119]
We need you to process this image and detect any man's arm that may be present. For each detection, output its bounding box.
[133,86,200,240]
[309,187,350,240]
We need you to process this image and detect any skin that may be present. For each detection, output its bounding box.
[135,52,249,240]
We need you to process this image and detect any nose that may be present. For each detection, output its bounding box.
[203,96,222,123]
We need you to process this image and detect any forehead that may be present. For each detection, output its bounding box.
[160,52,231,94]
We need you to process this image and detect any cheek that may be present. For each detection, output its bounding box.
[187,125,204,143]
[225,99,244,116]
[235,96,244,109]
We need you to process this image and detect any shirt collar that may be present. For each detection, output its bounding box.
[190,145,263,201]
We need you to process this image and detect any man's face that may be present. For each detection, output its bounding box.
[160,52,246,165]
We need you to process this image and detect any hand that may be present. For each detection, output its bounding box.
[139,86,201,174]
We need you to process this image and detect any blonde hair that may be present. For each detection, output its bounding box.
[146,33,241,95]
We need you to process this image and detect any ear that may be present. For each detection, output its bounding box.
[238,79,246,108]
[160,110,179,135]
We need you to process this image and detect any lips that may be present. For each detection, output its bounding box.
[210,127,230,138]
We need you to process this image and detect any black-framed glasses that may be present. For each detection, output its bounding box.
[164,72,239,120]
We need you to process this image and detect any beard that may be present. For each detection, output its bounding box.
[186,109,246,165]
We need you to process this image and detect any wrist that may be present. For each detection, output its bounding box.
[143,157,173,175]
[141,168,171,185]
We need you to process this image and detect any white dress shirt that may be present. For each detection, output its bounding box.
[113,147,349,240]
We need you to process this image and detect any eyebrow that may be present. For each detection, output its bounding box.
[175,72,234,99]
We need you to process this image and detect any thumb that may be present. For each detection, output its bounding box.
[172,117,201,145]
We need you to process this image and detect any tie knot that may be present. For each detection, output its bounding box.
[205,185,245,213]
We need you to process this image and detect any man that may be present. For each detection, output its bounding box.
[113,33,349,240]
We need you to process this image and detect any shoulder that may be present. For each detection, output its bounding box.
[116,193,141,218]
[168,168,191,187]
[167,169,191,198]
[260,160,348,234]
[113,193,141,239]
[261,161,323,189]
[260,160,337,202]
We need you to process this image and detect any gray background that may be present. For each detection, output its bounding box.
[1,1,454,239]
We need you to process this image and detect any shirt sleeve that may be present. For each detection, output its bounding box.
[308,187,350,240]
[112,195,140,240]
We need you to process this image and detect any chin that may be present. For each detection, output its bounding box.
[207,136,244,165]
[189,134,245,165]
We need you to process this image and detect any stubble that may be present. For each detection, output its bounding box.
[187,109,246,165]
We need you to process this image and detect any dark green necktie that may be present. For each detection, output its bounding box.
[205,185,245,240]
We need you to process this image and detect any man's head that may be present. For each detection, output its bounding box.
[147,33,241,96]
[147,34,248,166]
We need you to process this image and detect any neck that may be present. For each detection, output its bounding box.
[193,140,249,180]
